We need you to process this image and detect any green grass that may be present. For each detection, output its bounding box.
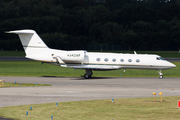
[0,51,25,57]
[0,96,180,120]
[0,82,51,87]
[0,61,179,77]
[0,51,180,58]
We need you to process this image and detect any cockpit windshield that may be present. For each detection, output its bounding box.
[156,57,165,60]
[159,57,165,60]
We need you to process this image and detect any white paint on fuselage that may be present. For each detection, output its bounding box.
[26,48,176,71]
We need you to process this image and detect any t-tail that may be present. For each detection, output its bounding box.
[6,30,49,56]
[5,30,58,62]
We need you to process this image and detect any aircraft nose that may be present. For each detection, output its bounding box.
[170,62,176,68]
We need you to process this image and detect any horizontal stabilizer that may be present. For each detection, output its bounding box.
[5,30,35,34]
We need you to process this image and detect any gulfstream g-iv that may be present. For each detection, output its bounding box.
[6,30,176,79]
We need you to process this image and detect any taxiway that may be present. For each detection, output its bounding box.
[0,77,180,107]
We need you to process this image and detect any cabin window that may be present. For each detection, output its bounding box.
[136,59,140,63]
[104,58,108,62]
[96,58,101,61]
[128,59,132,62]
[112,58,116,62]
[120,59,124,62]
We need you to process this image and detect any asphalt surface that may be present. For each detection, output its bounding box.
[1,77,180,120]
[1,77,180,108]
[0,118,12,120]
[0,57,31,61]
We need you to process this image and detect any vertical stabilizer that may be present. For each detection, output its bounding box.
[6,30,49,56]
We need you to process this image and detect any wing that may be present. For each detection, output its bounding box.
[61,64,122,71]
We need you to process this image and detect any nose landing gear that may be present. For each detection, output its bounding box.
[157,70,163,79]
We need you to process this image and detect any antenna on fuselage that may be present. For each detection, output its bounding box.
[134,51,137,54]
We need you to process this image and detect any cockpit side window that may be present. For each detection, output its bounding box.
[156,57,160,60]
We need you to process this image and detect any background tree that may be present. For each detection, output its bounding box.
[0,0,180,51]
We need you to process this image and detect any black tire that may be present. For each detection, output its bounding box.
[159,75,163,79]
[84,74,89,79]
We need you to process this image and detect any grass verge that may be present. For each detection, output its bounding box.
[0,82,51,87]
[0,96,180,120]
[0,61,179,77]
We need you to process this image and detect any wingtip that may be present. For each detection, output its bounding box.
[5,31,11,33]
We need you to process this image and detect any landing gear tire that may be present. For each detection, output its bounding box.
[84,74,91,79]
[84,69,93,79]
[157,70,163,79]
[159,75,163,79]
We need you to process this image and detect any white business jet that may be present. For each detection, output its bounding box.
[6,30,176,79]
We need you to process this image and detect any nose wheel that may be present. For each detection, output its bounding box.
[157,70,163,79]
[159,75,163,79]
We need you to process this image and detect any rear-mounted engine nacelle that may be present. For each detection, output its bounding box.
[60,50,87,63]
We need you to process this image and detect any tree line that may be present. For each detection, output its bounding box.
[0,0,180,51]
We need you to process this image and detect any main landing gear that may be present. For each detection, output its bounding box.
[84,69,93,79]
[157,70,163,79]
